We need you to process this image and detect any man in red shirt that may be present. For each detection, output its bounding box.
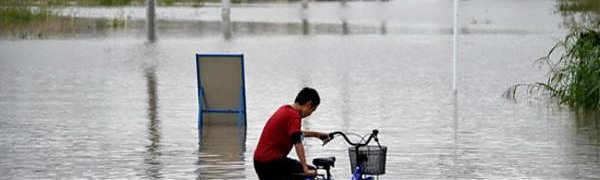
[253,87,329,179]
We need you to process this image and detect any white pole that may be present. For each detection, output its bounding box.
[452,0,458,93]
[452,2,459,177]
[222,0,231,15]
[221,0,232,39]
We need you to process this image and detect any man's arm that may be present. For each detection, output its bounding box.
[302,130,329,140]
[294,142,315,175]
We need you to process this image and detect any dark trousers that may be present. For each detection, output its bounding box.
[254,157,304,180]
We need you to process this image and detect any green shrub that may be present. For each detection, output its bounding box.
[505,25,600,110]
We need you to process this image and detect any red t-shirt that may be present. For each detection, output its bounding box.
[254,105,302,162]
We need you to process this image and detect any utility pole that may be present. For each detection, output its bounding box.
[147,0,156,41]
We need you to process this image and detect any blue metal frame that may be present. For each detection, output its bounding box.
[196,54,247,145]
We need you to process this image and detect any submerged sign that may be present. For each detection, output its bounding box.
[195,54,247,144]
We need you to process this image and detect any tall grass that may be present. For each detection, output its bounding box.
[0,0,215,7]
[0,7,53,26]
[558,0,600,13]
[505,24,600,109]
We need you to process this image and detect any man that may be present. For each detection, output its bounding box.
[253,87,329,180]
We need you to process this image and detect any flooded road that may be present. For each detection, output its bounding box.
[1,0,599,179]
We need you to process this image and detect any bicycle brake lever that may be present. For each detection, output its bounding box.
[321,138,332,146]
[321,133,335,146]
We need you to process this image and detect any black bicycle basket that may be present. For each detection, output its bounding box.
[348,145,387,175]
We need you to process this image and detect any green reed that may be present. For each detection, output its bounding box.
[0,7,53,26]
[505,24,600,110]
[558,0,600,13]
[1,0,215,7]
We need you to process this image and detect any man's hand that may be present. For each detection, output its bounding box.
[317,132,330,141]
[303,166,317,176]
[294,143,318,177]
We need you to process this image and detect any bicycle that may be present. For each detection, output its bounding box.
[295,129,387,180]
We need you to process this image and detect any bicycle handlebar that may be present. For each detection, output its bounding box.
[322,129,379,147]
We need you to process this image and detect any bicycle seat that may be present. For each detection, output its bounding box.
[313,157,336,168]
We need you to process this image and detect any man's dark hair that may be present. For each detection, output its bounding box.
[294,87,320,107]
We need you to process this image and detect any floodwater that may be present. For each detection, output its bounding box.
[1,0,599,179]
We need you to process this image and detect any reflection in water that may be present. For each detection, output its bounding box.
[142,39,164,179]
[144,66,162,179]
[574,111,600,146]
[452,93,459,180]
[196,125,246,179]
